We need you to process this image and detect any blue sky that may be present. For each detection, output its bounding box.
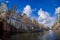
[1,0,60,27]
[7,0,59,15]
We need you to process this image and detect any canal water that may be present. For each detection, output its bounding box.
[7,30,60,40]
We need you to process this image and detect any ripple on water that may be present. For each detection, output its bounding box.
[7,30,60,40]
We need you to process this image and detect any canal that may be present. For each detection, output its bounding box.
[7,30,60,40]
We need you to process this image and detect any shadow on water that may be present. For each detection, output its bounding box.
[1,30,60,40]
[8,32,45,40]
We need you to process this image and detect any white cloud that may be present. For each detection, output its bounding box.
[55,7,60,14]
[38,8,50,20]
[37,8,55,27]
[0,3,8,12]
[6,1,9,3]
[23,5,36,17]
[23,5,32,17]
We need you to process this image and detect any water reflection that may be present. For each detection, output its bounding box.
[38,30,56,40]
[8,30,60,40]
